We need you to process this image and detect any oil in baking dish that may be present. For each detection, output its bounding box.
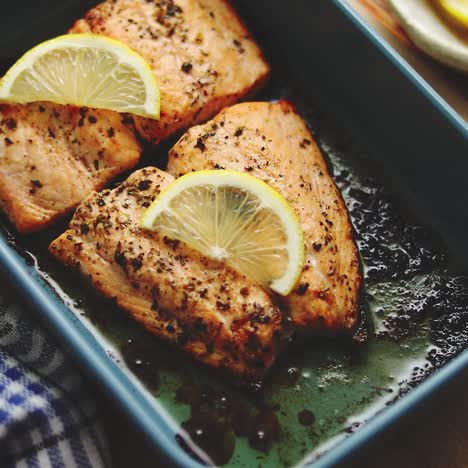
[3,78,467,467]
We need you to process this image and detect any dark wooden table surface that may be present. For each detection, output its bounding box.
[100,363,468,467]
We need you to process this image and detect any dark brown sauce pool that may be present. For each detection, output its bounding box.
[1,76,468,467]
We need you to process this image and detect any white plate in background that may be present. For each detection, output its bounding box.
[389,0,468,72]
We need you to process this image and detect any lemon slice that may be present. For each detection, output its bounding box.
[0,34,159,118]
[141,170,305,295]
[437,0,468,29]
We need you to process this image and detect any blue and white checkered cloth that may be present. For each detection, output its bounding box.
[0,288,110,467]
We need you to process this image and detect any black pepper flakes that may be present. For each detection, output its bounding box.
[122,115,134,126]
[181,62,193,73]
[137,180,152,191]
[216,301,230,311]
[114,248,127,272]
[131,256,143,271]
[5,118,16,130]
[29,179,43,195]
[30,179,43,189]
[163,237,180,251]
[195,137,206,152]
[296,283,309,295]
[233,39,245,54]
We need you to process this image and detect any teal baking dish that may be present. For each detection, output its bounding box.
[1,1,467,466]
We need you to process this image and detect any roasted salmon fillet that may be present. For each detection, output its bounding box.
[49,167,285,379]
[167,101,361,334]
[0,103,141,234]
[70,0,270,144]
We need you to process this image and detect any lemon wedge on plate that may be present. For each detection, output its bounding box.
[389,0,468,72]
[141,170,305,296]
[437,0,468,30]
[0,34,160,118]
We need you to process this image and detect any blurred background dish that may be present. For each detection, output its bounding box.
[388,0,468,72]
[436,0,468,31]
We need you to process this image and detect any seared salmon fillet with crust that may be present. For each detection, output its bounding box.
[49,167,285,379]
[167,101,361,334]
[0,103,141,234]
[70,0,270,144]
